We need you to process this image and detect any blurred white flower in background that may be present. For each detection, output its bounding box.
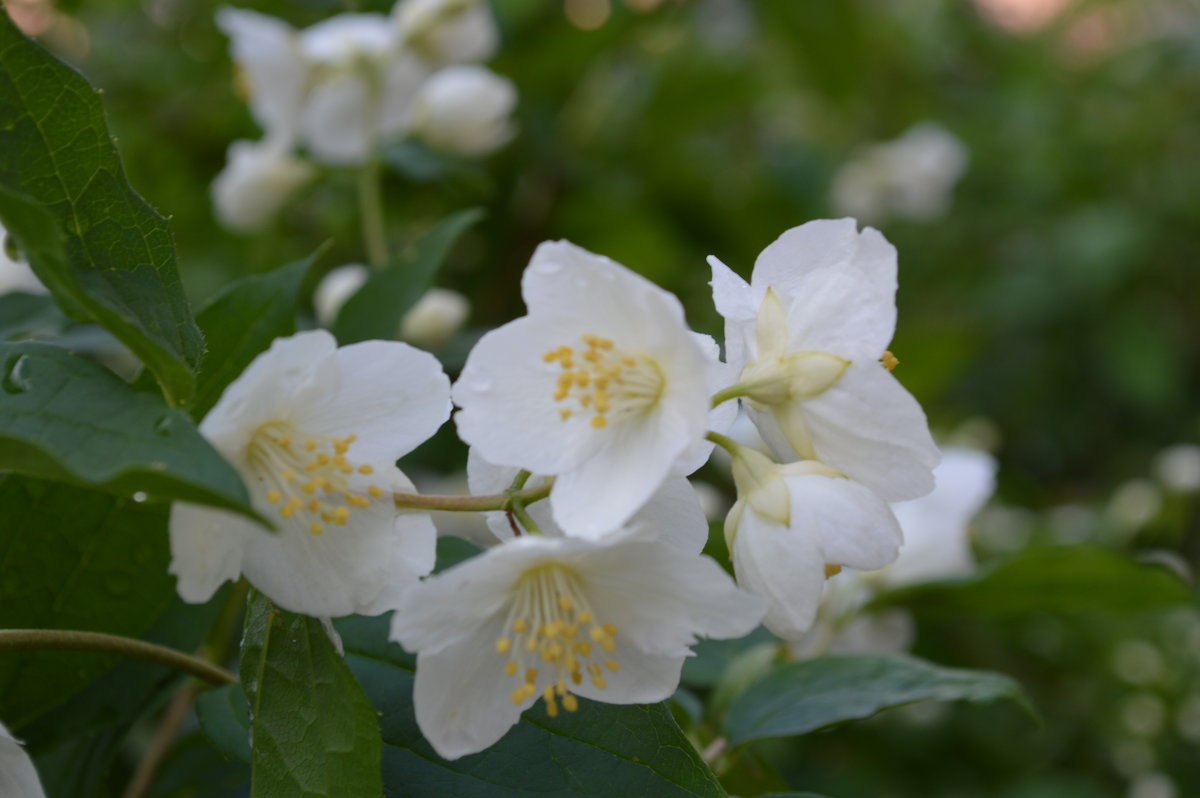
[0,720,46,798]
[1107,478,1163,532]
[313,265,470,348]
[410,65,517,156]
[831,123,968,224]
[1153,444,1200,493]
[395,0,499,65]
[210,139,316,233]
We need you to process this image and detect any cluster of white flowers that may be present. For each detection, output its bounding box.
[830,123,968,224]
[170,217,940,760]
[212,0,517,232]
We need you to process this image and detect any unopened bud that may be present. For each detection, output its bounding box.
[411,66,516,157]
[314,264,370,327]
[400,287,470,347]
[211,139,315,233]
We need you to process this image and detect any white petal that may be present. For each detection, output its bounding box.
[750,219,861,296]
[0,721,46,798]
[240,467,434,617]
[571,647,687,705]
[216,8,307,141]
[300,72,373,166]
[549,411,684,538]
[672,332,738,475]
[731,509,826,641]
[168,503,252,604]
[453,315,603,475]
[580,541,763,654]
[379,54,430,136]
[785,472,903,570]
[200,330,338,456]
[782,264,895,359]
[410,615,530,761]
[301,340,451,462]
[620,478,708,553]
[521,241,687,339]
[708,255,758,375]
[803,361,940,501]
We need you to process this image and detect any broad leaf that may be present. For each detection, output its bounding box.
[724,653,1034,746]
[196,683,252,764]
[872,546,1193,617]
[336,614,728,798]
[0,291,65,340]
[240,590,383,798]
[0,341,256,518]
[0,15,203,404]
[333,208,483,344]
[194,254,317,418]
[0,476,175,727]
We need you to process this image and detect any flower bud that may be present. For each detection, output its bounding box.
[211,139,315,233]
[394,0,498,65]
[400,287,470,347]
[313,264,370,327]
[410,66,516,156]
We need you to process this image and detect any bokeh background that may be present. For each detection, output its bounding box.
[8,0,1199,796]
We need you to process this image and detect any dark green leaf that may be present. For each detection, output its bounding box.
[333,208,483,344]
[724,653,1034,746]
[240,590,382,798]
[336,614,727,798]
[0,16,203,405]
[0,476,174,727]
[0,341,256,518]
[872,546,1193,617]
[194,253,318,418]
[196,683,251,764]
[0,291,65,340]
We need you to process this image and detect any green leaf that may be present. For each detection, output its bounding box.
[0,476,175,727]
[0,16,203,405]
[872,546,1193,617]
[0,291,65,340]
[193,253,318,418]
[333,208,483,344]
[196,683,252,764]
[336,614,727,798]
[723,653,1034,746]
[0,341,256,518]
[240,590,383,798]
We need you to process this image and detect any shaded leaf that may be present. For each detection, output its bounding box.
[196,683,251,765]
[0,341,256,518]
[336,614,727,798]
[724,653,1034,746]
[333,208,483,344]
[240,590,382,798]
[872,546,1193,617]
[0,16,203,404]
[194,254,318,418]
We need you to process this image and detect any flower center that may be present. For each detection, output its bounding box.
[494,564,619,717]
[543,334,664,429]
[245,423,384,536]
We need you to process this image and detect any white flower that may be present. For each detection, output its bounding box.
[218,6,430,166]
[453,240,723,538]
[465,448,709,552]
[169,330,450,618]
[393,0,499,65]
[410,66,516,156]
[724,445,902,641]
[0,224,45,295]
[313,264,370,327]
[211,139,315,233]
[883,446,996,587]
[710,218,940,501]
[389,532,763,759]
[0,721,45,798]
[831,123,968,223]
[400,287,471,347]
[1153,444,1200,493]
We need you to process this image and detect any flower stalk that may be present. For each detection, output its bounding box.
[391,474,553,514]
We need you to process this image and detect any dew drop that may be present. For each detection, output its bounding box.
[132,491,148,503]
[2,354,32,394]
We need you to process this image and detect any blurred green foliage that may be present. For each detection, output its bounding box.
[16,0,1199,795]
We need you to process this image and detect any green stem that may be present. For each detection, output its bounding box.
[358,160,388,269]
[0,629,235,687]
[392,479,553,513]
[706,430,742,456]
[711,383,750,408]
[509,500,542,535]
